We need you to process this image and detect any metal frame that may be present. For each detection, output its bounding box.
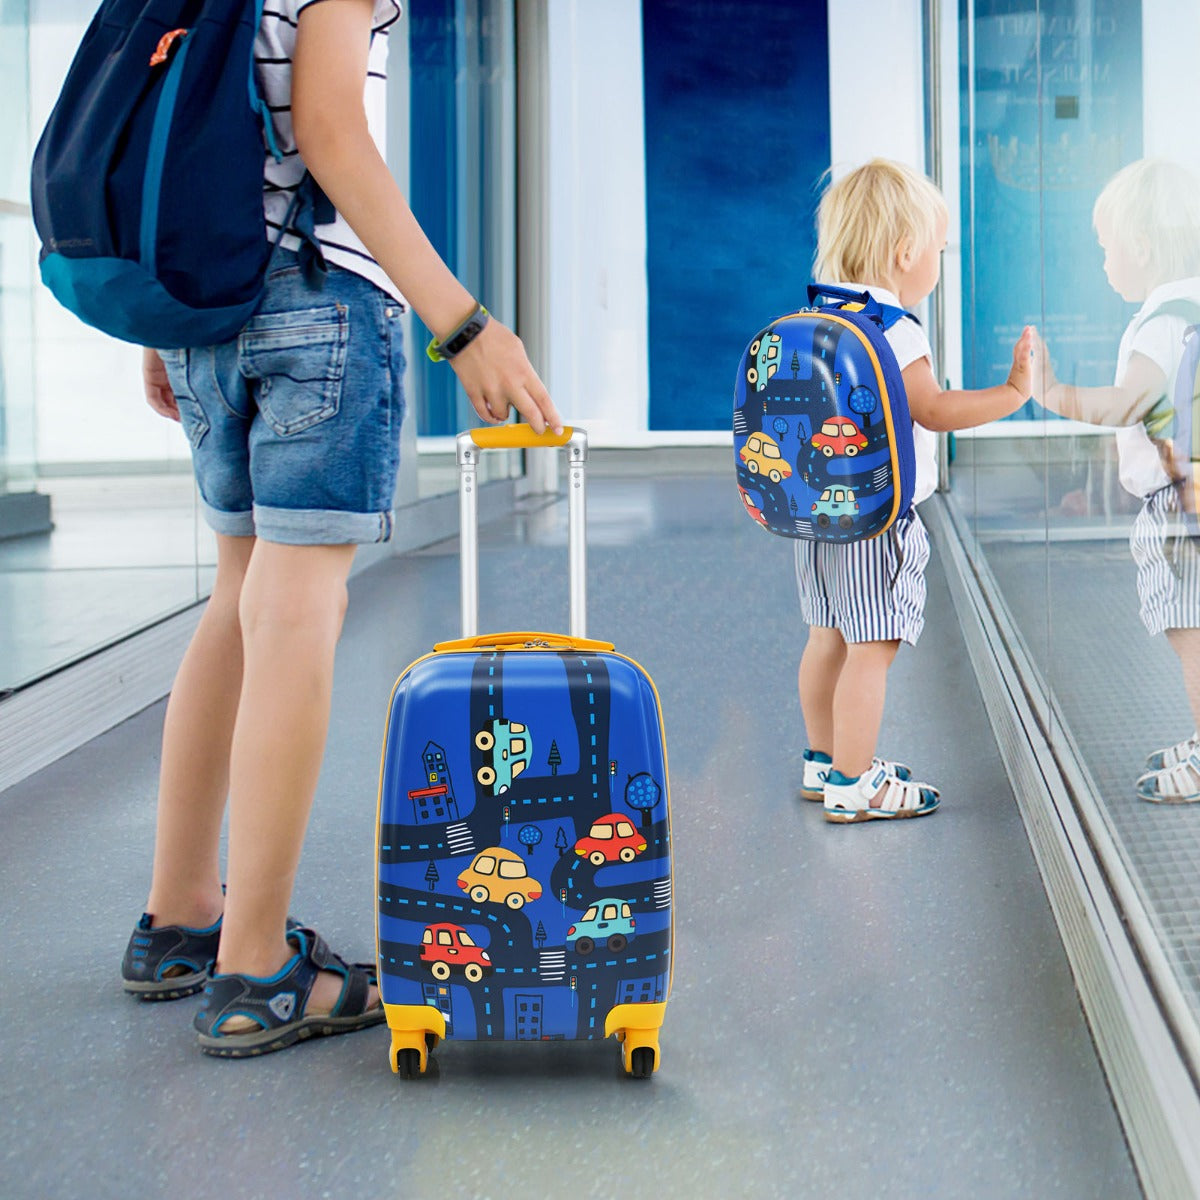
[456,429,588,639]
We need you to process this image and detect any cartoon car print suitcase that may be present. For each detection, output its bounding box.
[375,426,673,1079]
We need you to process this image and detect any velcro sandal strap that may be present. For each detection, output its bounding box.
[876,776,937,813]
[331,963,376,1018]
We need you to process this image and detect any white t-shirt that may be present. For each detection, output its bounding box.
[1114,277,1200,498]
[255,0,405,303]
[832,284,938,505]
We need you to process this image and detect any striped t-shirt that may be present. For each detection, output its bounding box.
[255,0,405,303]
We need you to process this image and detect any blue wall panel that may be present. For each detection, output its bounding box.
[643,0,831,431]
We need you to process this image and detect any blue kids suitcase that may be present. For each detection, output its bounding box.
[375,427,673,1078]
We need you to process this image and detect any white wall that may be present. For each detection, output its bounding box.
[544,0,650,445]
[30,0,187,467]
[1144,3,1200,173]
[828,1,924,175]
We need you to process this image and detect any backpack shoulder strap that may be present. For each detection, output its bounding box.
[878,304,920,333]
[1134,296,1200,331]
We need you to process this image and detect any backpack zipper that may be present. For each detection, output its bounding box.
[139,31,193,275]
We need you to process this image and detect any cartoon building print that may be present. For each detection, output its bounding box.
[514,994,543,1040]
[408,741,459,824]
[422,980,454,1037]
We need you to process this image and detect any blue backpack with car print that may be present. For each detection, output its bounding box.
[733,284,918,542]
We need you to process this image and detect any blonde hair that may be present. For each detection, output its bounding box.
[814,158,948,284]
[1093,158,1200,284]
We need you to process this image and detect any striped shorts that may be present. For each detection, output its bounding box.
[1132,485,1200,635]
[793,508,931,644]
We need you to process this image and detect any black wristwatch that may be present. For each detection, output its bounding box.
[426,303,490,362]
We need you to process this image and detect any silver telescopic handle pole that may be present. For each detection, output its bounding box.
[455,428,589,641]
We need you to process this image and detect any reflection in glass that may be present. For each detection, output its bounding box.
[956,0,1200,1072]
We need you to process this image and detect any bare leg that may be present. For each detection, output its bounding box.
[798,626,847,754]
[145,534,255,928]
[831,639,900,784]
[216,540,365,1018]
[1166,627,1200,735]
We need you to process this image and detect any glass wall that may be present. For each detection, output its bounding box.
[0,1,520,694]
[952,0,1200,1066]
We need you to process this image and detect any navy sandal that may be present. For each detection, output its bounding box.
[122,911,222,1001]
[122,909,302,1001]
[194,927,384,1057]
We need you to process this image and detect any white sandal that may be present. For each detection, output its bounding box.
[824,763,940,823]
[801,753,912,802]
[1136,752,1200,804]
[1145,732,1199,772]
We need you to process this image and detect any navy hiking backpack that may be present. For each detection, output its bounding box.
[31,0,325,349]
[733,284,918,542]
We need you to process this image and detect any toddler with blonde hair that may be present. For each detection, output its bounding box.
[798,158,1035,822]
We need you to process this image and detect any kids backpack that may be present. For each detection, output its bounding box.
[733,284,918,542]
[1147,301,1200,531]
[30,0,328,349]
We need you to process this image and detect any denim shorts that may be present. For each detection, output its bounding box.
[159,252,407,545]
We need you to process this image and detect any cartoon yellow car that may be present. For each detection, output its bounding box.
[457,846,544,910]
[739,433,792,483]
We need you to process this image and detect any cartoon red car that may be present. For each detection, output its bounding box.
[811,417,868,457]
[738,486,768,527]
[420,922,493,982]
[574,814,647,866]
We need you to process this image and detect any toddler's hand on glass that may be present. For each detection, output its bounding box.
[1006,325,1037,406]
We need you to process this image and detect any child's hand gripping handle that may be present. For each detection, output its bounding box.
[455,426,589,640]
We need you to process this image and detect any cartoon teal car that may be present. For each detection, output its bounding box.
[746,331,781,391]
[566,898,636,955]
[812,486,859,529]
[475,718,532,794]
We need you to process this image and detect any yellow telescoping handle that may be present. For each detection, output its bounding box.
[456,425,589,638]
[469,424,574,450]
[434,631,614,654]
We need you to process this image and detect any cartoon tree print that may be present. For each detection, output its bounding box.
[849,385,878,428]
[425,861,440,892]
[772,416,788,442]
[625,772,662,828]
[535,921,547,949]
[790,348,800,379]
[518,824,543,856]
[789,495,798,517]
[554,826,568,856]
[547,740,561,776]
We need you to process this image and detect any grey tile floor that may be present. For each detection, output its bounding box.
[985,534,1200,1042]
[0,472,1138,1200]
